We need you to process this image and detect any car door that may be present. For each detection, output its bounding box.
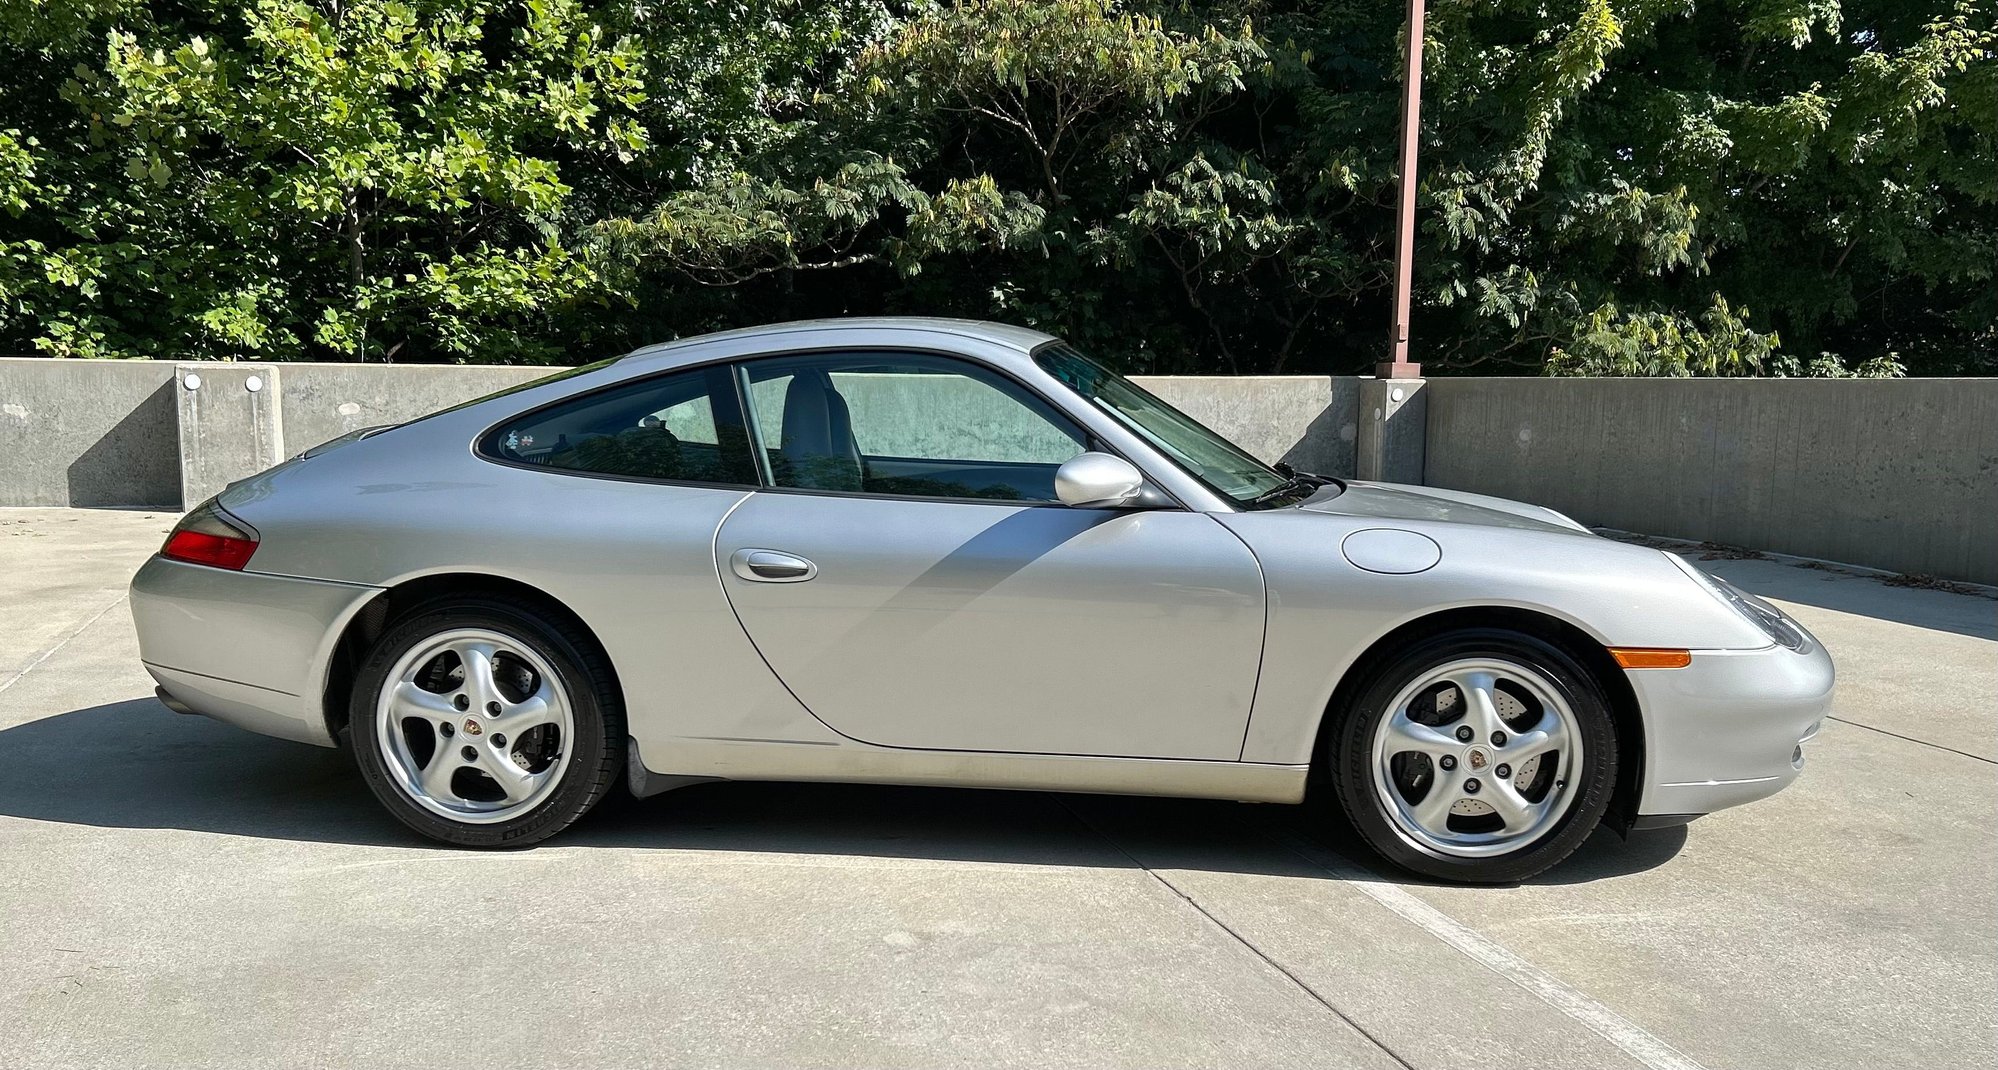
[713,350,1265,760]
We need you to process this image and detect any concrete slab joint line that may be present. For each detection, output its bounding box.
[0,594,128,696]
[175,363,284,507]
[1357,377,1427,483]
[1279,837,1712,1070]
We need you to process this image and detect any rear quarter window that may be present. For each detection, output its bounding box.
[481,366,758,486]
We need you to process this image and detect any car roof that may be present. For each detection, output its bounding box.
[619,317,1060,364]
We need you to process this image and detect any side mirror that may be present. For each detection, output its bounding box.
[1055,452,1146,509]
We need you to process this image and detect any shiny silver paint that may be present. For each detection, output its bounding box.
[130,318,1833,823]
[1053,451,1147,507]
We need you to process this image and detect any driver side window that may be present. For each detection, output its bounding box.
[740,353,1088,501]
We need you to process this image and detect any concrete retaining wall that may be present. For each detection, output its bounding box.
[1424,377,1998,584]
[5,356,1992,583]
[0,360,180,508]
[0,358,1356,510]
[281,363,554,456]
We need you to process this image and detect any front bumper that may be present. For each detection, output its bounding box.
[130,555,381,748]
[1628,639,1835,817]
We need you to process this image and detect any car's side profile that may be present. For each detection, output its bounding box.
[130,318,1834,882]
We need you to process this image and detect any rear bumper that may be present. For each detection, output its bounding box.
[1629,639,1835,817]
[130,555,381,748]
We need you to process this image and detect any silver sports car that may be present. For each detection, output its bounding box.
[130,318,1833,882]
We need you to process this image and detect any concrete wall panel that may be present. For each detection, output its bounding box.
[1424,377,1998,584]
[1136,375,1358,477]
[176,364,284,506]
[280,363,556,455]
[0,359,179,508]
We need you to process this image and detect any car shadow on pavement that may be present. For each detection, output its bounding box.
[0,698,1686,887]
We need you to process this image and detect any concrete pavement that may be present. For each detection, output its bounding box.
[1,507,1992,1069]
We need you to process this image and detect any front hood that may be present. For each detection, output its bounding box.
[1294,480,1591,536]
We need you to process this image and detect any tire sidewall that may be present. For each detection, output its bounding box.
[349,599,616,847]
[1328,629,1619,884]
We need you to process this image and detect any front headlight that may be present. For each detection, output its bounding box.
[1710,575,1811,652]
[1665,554,1812,652]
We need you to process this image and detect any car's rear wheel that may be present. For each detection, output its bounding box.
[349,596,623,846]
[1327,629,1617,883]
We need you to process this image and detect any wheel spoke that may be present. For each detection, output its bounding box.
[1383,711,1458,757]
[1484,777,1540,830]
[451,640,502,711]
[487,685,559,741]
[1408,770,1463,831]
[1452,671,1507,740]
[417,742,459,801]
[389,681,457,725]
[1504,719,1570,764]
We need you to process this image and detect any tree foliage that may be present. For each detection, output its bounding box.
[1,0,1990,374]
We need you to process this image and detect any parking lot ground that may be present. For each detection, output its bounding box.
[2,507,1992,1069]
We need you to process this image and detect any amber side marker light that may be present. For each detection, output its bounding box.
[1608,647,1693,669]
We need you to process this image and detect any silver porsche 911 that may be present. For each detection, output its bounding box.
[130,318,1833,882]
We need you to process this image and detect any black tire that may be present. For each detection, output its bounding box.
[1324,628,1618,884]
[348,594,624,847]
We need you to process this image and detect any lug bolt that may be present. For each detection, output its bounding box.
[1495,763,1511,779]
[1491,731,1507,746]
[1464,778,1482,794]
[493,733,507,748]
[461,745,477,762]
[486,701,501,716]
[1455,725,1475,742]
[1438,755,1457,771]
[453,694,469,711]
[440,722,454,738]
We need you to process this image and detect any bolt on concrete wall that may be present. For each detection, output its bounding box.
[176,365,284,506]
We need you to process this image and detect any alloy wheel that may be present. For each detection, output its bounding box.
[374,627,575,824]
[1369,657,1584,858]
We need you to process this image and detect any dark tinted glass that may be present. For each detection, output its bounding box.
[484,366,757,485]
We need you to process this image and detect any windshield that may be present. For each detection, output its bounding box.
[1035,345,1303,506]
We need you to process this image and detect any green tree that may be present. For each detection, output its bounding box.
[2,0,1990,375]
[4,0,643,361]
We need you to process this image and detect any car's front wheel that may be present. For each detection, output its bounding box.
[349,595,624,846]
[1327,629,1618,883]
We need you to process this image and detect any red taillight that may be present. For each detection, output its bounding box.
[161,499,260,570]
[162,529,259,570]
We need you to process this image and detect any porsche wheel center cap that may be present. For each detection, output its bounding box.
[462,719,483,737]
[1466,748,1489,771]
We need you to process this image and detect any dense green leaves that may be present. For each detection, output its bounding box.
[1,1,1990,374]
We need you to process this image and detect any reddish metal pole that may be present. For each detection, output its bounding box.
[1378,0,1426,380]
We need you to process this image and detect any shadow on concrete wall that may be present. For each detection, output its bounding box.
[65,379,179,508]
[1279,400,1355,477]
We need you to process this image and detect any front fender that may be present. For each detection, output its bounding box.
[1214,510,1768,765]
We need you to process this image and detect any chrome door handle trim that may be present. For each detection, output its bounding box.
[730,548,818,583]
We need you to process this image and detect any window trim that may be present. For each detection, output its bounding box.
[471,344,1188,510]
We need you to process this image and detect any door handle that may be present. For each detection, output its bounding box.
[730,548,818,583]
